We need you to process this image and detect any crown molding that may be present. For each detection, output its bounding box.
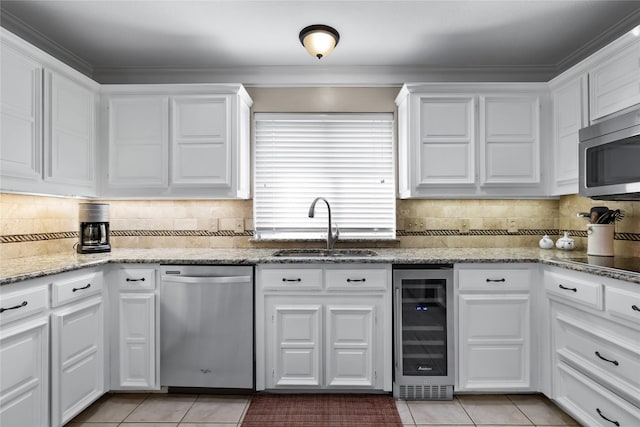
[92,64,556,86]
[554,9,640,74]
[0,9,94,78]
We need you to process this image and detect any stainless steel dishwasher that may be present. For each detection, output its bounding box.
[160,265,253,389]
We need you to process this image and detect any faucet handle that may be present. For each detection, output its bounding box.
[333,223,340,240]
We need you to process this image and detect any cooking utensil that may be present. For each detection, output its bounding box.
[611,209,625,222]
[596,210,614,224]
[590,206,609,224]
[577,212,591,221]
[596,209,624,224]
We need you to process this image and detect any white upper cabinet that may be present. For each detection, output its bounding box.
[45,71,96,188]
[0,28,99,197]
[396,84,549,198]
[171,96,231,187]
[0,41,42,182]
[550,75,587,195]
[480,95,540,185]
[107,96,169,189]
[589,38,640,122]
[101,85,252,199]
[418,96,476,185]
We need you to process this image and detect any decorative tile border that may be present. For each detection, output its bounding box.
[2,228,639,243]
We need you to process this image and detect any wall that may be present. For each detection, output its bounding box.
[2,192,638,259]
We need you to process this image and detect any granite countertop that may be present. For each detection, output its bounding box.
[1,247,639,285]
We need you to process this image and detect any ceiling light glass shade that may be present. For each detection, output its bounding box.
[299,25,340,59]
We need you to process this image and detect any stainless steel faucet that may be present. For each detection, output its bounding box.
[308,197,340,250]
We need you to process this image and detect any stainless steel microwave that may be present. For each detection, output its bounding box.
[578,106,640,200]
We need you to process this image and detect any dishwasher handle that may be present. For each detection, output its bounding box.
[161,275,252,284]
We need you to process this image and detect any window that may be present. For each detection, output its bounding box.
[254,113,395,240]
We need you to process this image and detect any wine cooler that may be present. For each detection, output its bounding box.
[393,265,454,400]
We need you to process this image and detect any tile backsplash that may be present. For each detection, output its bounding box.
[1,193,638,259]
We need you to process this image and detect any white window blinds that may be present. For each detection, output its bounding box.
[254,113,395,240]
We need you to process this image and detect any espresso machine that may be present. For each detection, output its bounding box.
[77,203,111,253]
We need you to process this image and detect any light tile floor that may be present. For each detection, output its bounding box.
[69,393,579,427]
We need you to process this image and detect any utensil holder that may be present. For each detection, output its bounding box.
[587,224,614,256]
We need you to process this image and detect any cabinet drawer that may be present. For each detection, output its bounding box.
[556,362,640,427]
[0,285,48,326]
[326,268,387,290]
[260,268,323,290]
[606,287,640,325]
[458,269,530,291]
[116,268,156,290]
[545,271,603,310]
[555,313,640,404]
[51,271,102,307]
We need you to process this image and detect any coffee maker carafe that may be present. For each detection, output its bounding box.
[78,203,111,253]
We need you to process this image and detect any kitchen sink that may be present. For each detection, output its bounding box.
[272,249,378,258]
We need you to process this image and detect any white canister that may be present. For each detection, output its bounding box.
[587,224,614,256]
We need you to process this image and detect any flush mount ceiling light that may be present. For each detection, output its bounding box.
[299,24,340,59]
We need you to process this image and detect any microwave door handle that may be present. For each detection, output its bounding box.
[161,275,251,284]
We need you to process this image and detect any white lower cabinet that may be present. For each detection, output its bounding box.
[545,266,640,425]
[110,265,159,390]
[269,303,322,387]
[456,265,533,391]
[1,280,49,427]
[0,317,48,427]
[50,269,105,427]
[257,264,391,392]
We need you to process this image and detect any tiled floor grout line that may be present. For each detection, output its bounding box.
[506,394,537,426]
[117,392,150,425]
[454,395,479,426]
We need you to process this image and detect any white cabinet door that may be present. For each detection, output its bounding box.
[118,293,155,389]
[0,319,48,427]
[0,43,42,181]
[269,303,322,388]
[459,294,530,390]
[51,298,104,427]
[589,40,640,121]
[325,304,375,388]
[108,96,169,188]
[553,76,587,194]
[480,95,540,185]
[418,96,476,185]
[171,96,231,187]
[45,72,95,186]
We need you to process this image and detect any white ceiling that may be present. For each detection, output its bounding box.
[2,0,640,85]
